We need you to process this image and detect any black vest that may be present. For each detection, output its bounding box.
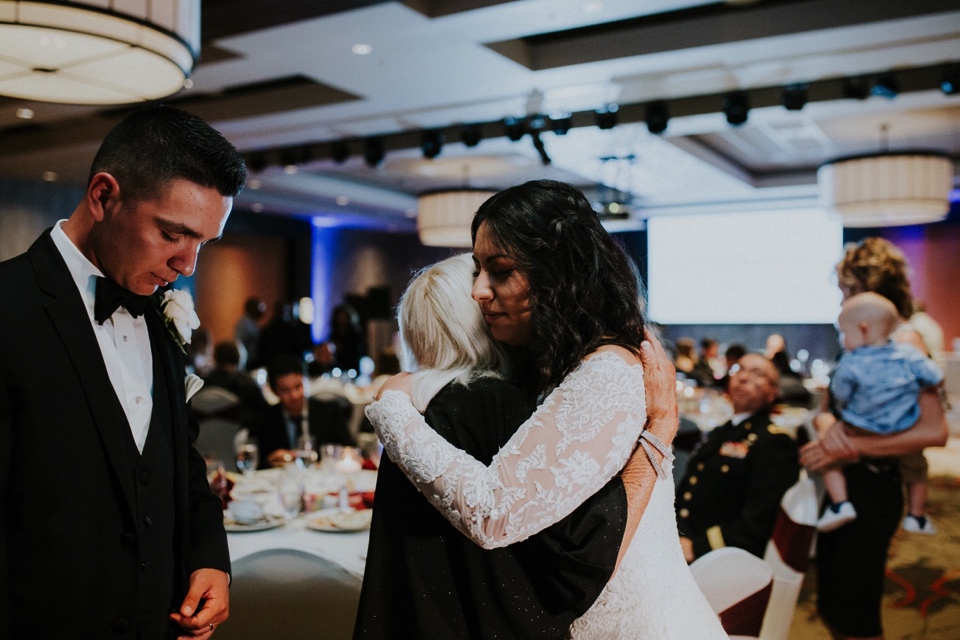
[119,327,178,640]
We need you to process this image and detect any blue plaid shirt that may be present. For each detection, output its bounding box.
[830,340,943,434]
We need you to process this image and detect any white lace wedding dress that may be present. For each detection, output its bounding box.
[367,351,727,639]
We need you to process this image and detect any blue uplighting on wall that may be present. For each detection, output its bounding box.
[310,219,338,343]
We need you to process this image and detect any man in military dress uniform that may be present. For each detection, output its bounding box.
[676,353,800,562]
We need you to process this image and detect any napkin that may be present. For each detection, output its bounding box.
[185,373,204,403]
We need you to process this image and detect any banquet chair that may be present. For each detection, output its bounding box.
[759,472,819,640]
[190,385,241,466]
[690,546,774,639]
[217,549,362,640]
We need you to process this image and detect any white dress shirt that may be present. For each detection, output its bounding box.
[51,221,154,452]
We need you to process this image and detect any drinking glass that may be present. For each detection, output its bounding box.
[294,435,318,469]
[277,472,303,520]
[236,442,259,477]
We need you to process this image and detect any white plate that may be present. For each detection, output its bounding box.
[305,509,372,533]
[224,516,286,533]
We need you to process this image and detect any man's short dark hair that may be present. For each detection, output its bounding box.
[89,104,247,202]
[213,341,241,367]
[267,354,304,390]
[725,343,748,361]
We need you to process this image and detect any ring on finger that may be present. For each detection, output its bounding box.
[209,623,215,630]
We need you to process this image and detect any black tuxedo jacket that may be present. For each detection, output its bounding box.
[0,231,230,639]
[254,397,355,467]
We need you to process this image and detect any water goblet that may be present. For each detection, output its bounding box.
[236,442,259,477]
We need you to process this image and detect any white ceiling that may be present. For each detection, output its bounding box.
[0,0,957,233]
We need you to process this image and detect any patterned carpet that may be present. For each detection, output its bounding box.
[790,471,960,639]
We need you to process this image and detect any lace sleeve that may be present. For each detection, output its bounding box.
[366,351,646,549]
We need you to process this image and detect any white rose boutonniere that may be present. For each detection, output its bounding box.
[157,288,200,353]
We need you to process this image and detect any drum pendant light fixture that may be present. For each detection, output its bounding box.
[0,0,199,104]
[818,152,953,227]
[417,189,496,247]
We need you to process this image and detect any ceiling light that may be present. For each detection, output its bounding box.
[841,76,870,100]
[352,43,372,55]
[782,83,808,111]
[460,123,482,147]
[336,196,350,206]
[247,178,262,190]
[818,152,953,227]
[504,117,526,142]
[283,164,298,175]
[940,64,960,95]
[182,78,194,89]
[16,107,34,119]
[421,130,445,159]
[870,73,899,99]
[722,92,750,126]
[251,203,264,213]
[595,104,619,130]
[364,137,385,167]
[0,0,198,104]
[644,101,669,135]
[417,190,496,247]
[41,170,57,182]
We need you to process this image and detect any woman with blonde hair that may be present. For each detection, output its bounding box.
[803,236,948,640]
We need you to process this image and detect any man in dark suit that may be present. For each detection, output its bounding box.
[0,106,247,639]
[676,353,800,562]
[256,355,355,468]
[203,341,271,431]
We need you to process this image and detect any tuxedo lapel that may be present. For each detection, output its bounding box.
[29,232,137,516]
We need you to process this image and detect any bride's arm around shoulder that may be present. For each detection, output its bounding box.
[367,346,649,549]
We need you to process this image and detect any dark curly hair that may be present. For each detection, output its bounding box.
[471,180,646,395]
[836,237,913,319]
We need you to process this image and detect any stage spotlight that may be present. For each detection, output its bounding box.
[645,101,669,134]
[330,141,349,164]
[870,72,899,99]
[460,123,482,147]
[504,117,526,142]
[421,130,445,159]
[842,76,869,100]
[782,83,808,111]
[722,92,750,126]
[595,104,618,130]
[941,64,960,95]
[364,137,385,167]
[549,113,572,135]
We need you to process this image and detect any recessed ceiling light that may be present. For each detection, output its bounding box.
[583,1,604,13]
[336,195,350,206]
[352,43,372,56]
[251,203,264,213]
[42,171,58,182]
[283,164,299,175]
[182,78,194,89]
[16,108,34,119]
[247,178,262,190]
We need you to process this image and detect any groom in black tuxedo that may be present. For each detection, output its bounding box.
[0,106,247,639]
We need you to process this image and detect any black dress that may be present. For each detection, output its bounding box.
[353,377,627,640]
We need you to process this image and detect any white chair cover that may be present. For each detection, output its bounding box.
[759,472,819,640]
[691,546,774,639]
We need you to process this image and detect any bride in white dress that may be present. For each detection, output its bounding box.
[366,180,726,639]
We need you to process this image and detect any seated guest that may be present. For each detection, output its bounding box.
[675,337,697,376]
[676,353,800,561]
[717,342,748,390]
[202,340,270,430]
[691,337,719,387]
[256,355,355,467]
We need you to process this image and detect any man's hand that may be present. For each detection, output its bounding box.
[267,448,294,467]
[169,568,230,639]
[375,372,412,400]
[679,536,695,564]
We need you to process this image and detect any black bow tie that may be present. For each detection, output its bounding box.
[94,276,150,325]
